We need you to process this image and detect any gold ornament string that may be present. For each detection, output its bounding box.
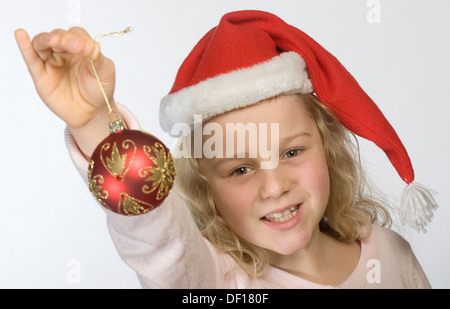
[89,26,133,131]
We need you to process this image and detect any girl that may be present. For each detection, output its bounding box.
[15,10,435,288]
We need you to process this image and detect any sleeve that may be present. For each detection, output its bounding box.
[64,104,222,288]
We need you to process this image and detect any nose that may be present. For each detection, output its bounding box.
[258,167,291,200]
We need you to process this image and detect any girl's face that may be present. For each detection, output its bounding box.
[198,95,330,256]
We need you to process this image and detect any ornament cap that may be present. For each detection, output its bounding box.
[109,119,125,133]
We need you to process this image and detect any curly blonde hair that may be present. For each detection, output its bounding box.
[173,93,392,277]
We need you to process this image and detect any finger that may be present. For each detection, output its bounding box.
[31,31,60,62]
[51,27,98,57]
[68,27,100,58]
[30,29,90,68]
[46,28,99,62]
[67,27,104,76]
[15,28,45,78]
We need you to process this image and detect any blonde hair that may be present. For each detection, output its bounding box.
[173,93,392,277]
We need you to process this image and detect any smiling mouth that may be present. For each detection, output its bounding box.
[262,204,300,223]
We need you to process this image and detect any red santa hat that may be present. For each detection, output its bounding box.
[159,10,438,232]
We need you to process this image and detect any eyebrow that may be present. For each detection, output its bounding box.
[209,131,312,168]
[278,131,312,145]
[233,131,312,159]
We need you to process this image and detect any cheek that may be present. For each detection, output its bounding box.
[301,156,330,205]
[210,180,253,224]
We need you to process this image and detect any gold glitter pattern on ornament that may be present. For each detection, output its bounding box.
[88,160,110,209]
[100,139,136,180]
[119,193,153,215]
[139,142,175,200]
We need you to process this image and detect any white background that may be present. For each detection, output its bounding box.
[0,0,449,288]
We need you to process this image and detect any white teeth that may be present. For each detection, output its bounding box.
[272,212,282,219]
[264,205,299,222]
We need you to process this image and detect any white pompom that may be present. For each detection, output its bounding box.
[400,182,439,233]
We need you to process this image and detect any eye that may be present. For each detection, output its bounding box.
[230,166,253,177]
[282,148,302,159]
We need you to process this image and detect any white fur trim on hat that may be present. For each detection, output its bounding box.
[159,51,313,135]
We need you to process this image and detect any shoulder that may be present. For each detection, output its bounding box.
[371,225,412,254]
[364,224,415,266]
[361,224,431,288]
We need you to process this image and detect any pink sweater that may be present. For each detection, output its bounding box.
[65,105,431,289]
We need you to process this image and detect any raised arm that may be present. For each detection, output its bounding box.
[16,26,224,289]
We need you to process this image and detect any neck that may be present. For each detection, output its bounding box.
[268,227,330,274]
[267,228,360,286]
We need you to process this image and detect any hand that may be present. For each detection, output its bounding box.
[15,27,117,156]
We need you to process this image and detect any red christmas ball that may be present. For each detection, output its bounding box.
[88,129,175,215]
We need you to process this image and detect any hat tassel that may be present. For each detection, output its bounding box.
[400,182,438,233]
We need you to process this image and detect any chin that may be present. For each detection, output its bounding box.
[268,232,312,256]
